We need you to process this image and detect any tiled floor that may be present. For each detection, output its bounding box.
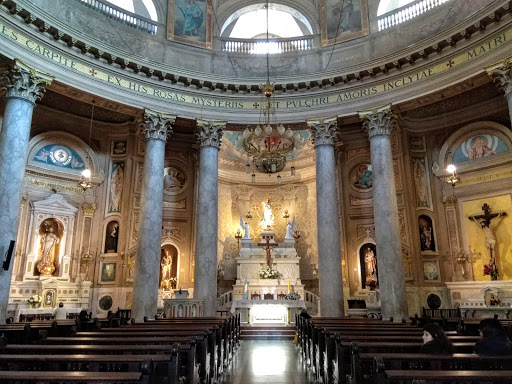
[218,340,315,384]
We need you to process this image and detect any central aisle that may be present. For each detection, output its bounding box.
[218,340,314,384]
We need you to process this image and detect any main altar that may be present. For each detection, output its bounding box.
[230,200,305,323]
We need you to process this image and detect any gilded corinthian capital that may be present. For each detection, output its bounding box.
[307,116,339,147]
[0,59,53,105]
[139,108,176,142]
[196,119,225,149]
[485,57,512,96]
[359,104,397,138]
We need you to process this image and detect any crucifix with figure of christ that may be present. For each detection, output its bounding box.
[258,235,278,266]
[468,203,507,268]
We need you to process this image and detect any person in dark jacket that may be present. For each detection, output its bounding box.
[420,322,453,354]
[474,318,512,355]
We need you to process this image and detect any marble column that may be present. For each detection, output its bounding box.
[307,117,344,317]
[132,109,175,322]
[359,104,408,322]
[486,57,512,126]
[194,119,224,317]
[0,60,52,324]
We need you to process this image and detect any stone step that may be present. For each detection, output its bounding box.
[240,325,296,340]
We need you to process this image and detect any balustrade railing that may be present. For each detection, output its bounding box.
[378,0,451,31]
[78,0,158,35]
[222,35,314,54]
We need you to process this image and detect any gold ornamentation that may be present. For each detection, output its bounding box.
[82,203,96,216]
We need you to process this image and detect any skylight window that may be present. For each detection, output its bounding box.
[104,0,158,21]
[230,9,304,39]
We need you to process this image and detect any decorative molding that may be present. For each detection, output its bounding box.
[0,59,53,104]
[196,119,225,149]
[359,104,397,138]
[307,116,339,147]
[81,203,96,216]
[140,109,176,142]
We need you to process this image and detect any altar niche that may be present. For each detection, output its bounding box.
[359,243,377,289]
[104,220,119,253]
[36,218,64,276]
[160,244,178,290]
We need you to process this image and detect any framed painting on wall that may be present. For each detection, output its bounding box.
[167,0,212,49]
[423,260,440,282]
[320,0,369,47]
[99,262,117,284]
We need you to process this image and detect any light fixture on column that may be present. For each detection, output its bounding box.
[234,0,305,177]
[445,164,460,187]
[78,100,95,191]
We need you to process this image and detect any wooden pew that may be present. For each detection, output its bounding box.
[0,371,145,383]
[348,346,512,384]
[372,356,512,384]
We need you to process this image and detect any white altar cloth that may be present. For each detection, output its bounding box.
[230,299,306,323]
[230,299,306,313]
[16,307,83,322]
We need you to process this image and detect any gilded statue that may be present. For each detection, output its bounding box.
[37,221,60,275]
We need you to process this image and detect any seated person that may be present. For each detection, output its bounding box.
[299,308,311,319]
[53,302,67,320]
[420,323,453,354]
[474,318,512,355]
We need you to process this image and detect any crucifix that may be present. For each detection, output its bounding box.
[469,203,507,268]
[258,235,278,267]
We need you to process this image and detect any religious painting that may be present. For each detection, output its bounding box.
[320,0,369,47]
[359,243,377,289]
[160,244,179,290]
[166,0,212,49]
[104,221,119,254]
[42,289,56,307]
[418,215,437,254]
[412,157,432,209]
[350,163,372,190]
[36,218,64,277]
[111,140,127,156]
[163,166,187,195]
[107,161,124,214]
[409,136,426,152]
[452,134,508,163]
[423,260,440,282]
[33,144,85,172]
[99,262,116,283]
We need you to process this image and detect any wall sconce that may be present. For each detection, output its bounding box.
[445,164,460,187]
[235,228,242,249]
[292,229,301,241]
[282,209,290,219]
[277,175,281,184]
[245,211,253,219]
[291,166,296,176]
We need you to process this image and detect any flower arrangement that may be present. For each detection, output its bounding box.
[483,264,499,280]
[286,292,301,300]
[170,277,177,289]
[27,295,42,307]
[259,266,280,279]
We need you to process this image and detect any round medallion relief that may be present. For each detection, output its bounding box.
[99,295,113,311]
[350,163,373,191]
[426,293,441,310]
[163,166,187,195]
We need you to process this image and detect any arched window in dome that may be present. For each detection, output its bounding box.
[221,4,313,54]
[103,0,158,21]
[377,0,451,31]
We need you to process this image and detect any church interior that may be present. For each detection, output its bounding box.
[0,1,512,376]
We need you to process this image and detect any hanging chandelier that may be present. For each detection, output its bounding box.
[234,1,305,176]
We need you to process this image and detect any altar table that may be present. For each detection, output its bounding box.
[16,307,83,322]
[230,299,306,323]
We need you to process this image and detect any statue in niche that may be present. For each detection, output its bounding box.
[160,245,178,289]
[109,162,124,213]
[260,199,275,229]
[104,221,119,253]
[359,243,377,289]
[419,215,436,252]
[413,158,429,207]
[37,219,62,276]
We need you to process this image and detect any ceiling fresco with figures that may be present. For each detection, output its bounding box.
[220,130,315,172]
